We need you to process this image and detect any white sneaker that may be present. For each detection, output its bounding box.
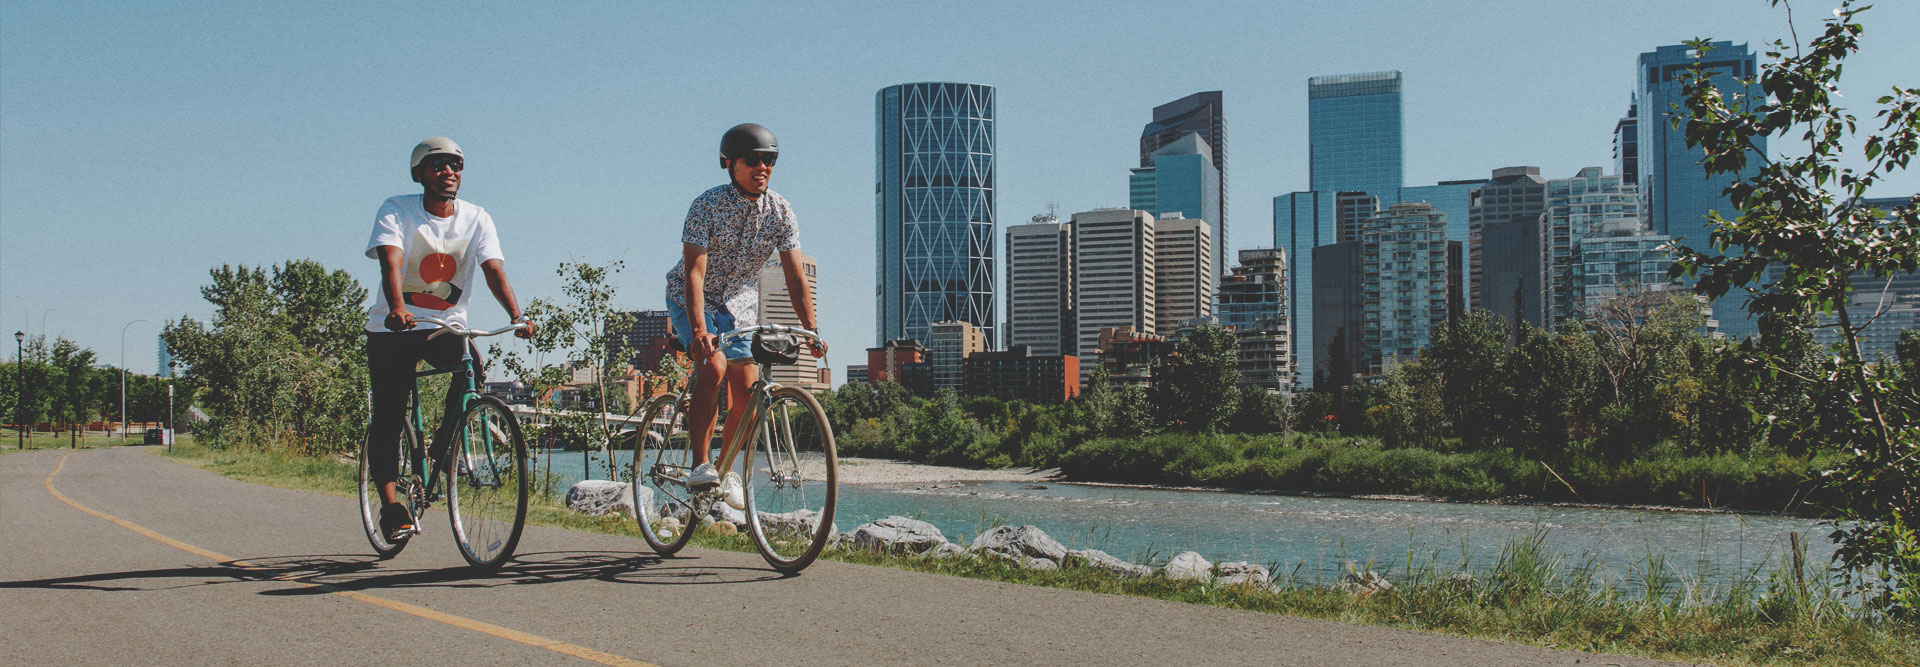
[687,463,719,490]
[720,471,746,511]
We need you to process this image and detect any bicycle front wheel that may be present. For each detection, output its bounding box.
[743,385,838,572]
[445,396,528,568]
[359,424,419,558]
[631,395,699,555]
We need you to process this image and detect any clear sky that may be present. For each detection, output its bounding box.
[3,1,1916,375]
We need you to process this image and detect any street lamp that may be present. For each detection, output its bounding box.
[121,319,149,444]
[14,330,23,450]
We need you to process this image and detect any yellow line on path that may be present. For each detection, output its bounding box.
[43,453,655,667]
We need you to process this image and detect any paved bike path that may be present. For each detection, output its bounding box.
[2,447,1690,666]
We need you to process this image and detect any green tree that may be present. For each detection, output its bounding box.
[1367,361,1444,449]
[1422,309,1511,448]
[1502,323,1599,458]
[1227,385,1291,435]
[1668,0,1920,613]
[1149,324,1241,433]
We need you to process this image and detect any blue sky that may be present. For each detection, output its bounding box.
[3,1,1916,375]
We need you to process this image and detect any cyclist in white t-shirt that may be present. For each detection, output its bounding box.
[364,137,537,541]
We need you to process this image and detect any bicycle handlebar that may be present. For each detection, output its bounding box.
[417,316,529,340]
[717,323,821,343]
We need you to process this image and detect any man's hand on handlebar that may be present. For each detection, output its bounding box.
[807,339,827,358]
[385,306,417,332]
[515,319,537,339]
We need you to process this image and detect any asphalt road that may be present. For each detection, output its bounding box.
[1,447,1692,666]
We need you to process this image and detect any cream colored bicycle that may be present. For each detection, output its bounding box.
[629,324,837,572]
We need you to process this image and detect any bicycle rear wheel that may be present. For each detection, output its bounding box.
[631,395,699,555]
[445,396,528,568]
[743,385,837,572]
[359,424,420,558]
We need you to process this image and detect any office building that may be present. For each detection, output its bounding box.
[1635,42,1766,337]
[1073,208,1156,380]
[1218,248,1292,393]
[1312,242,1368,388]
[1309,71,1403,195]
[963,346,1080,403]
[1363,203,1459,374]
[1544,167,1642,326]
[1614,98,1639,185]
[876,82,998,346]
[927,320,987,392]
[1153,214,1213,336]
[157,338,174,377]
[1572,218,1676,320]
[1005,214,1075,356]
[1468,167,1548,312]
[1141,91,1227,271]
[1480,217,1547,329]
[1131,132,1224,289]
[756,256,826,392]
[612,309,676,376]
[1275,191,1339,387]
[866,339,933,396]
[845,365,869,385]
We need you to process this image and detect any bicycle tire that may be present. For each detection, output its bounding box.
[359,424,419,558]
[743,385,838,572]
[631,395,699,555]
[445,395,528,568]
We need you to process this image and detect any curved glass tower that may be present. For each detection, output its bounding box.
[876,82,998,346]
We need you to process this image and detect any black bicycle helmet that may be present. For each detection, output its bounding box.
[719,123,778,167]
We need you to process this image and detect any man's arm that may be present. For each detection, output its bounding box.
[376,246,414,331]
[683,243,718,357]
[778,248,826,357]
[479,259,535,339]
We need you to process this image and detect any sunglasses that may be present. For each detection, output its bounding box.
[422,156,464,173]
[734,153,778,168]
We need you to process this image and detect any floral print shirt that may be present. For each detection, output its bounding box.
[664,184,799,327]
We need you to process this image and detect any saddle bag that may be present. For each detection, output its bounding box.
[751,332,800,366]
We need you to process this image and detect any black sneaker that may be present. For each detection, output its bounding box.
[380,502,415,541]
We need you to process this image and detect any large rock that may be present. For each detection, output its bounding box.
[1161,551,1213,581]
[1216,561,1271,588]
[754,509,836,542]
[1066,549,1152,578]
[565,480,634,516]
[1339,567,1394,596]
[920,542,969,560]
[847,516,949,554]
[968,525,1068,564]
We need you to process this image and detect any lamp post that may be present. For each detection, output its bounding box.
[14,330,24,450]
[167,360,178,453]
[121,319,149,444]
[40,307,54,340]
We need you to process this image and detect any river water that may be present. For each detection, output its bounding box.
[540,451,1832,589]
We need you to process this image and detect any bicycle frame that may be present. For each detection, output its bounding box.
[403,351,483,502]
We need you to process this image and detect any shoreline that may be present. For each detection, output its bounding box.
[835,458,1823,518]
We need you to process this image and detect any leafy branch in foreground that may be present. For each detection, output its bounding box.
[1668,0,1919,614]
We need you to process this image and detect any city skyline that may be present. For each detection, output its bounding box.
[4,3,1917,377]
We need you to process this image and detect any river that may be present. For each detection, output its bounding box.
[539,450,1833,590]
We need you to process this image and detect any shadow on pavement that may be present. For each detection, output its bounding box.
[3,550,789,596]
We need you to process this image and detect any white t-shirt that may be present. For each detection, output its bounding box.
[363,195,505,332]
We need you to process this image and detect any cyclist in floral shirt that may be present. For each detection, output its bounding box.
[664,123,825,508]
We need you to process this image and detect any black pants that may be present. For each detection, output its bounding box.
[365,330,476,488]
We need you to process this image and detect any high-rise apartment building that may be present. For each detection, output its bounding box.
[1004,213,1075,356]
[1218,248,1291,393]
[1635,42,1766,338]
[1363,203,1459,374]
[1141,91,1226,270]
[1131,133,1224,290]
[757,257,826,392]
[1152,214,1213,336]
[1544,167,1642,326]
[1468,167,1548,312]
[927,320,987,392]
[1309,71,1403,195]
[876,82,998,347]
[1072,208,1155,381]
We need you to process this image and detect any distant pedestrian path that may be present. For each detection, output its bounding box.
[1,447,1682,666]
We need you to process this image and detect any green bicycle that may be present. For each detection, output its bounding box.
[358,317,530,568]
[630,323,838,572]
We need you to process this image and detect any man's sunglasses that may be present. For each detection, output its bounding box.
[422,157,464,173]
[734,153,777,168]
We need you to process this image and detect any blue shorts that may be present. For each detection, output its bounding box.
[667,300,752,361]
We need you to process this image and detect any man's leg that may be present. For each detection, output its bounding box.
[687,349,729,467]
[716,361,760,463]
[423,333,468,457]
[366,332,424,506]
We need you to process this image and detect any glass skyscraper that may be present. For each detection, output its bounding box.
[1634,42,1765,338]
[876,82,998,346]
[1309,71,1403,195]
[1141,91,1227,275]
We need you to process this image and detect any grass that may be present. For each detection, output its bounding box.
[159,440,1918,666]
